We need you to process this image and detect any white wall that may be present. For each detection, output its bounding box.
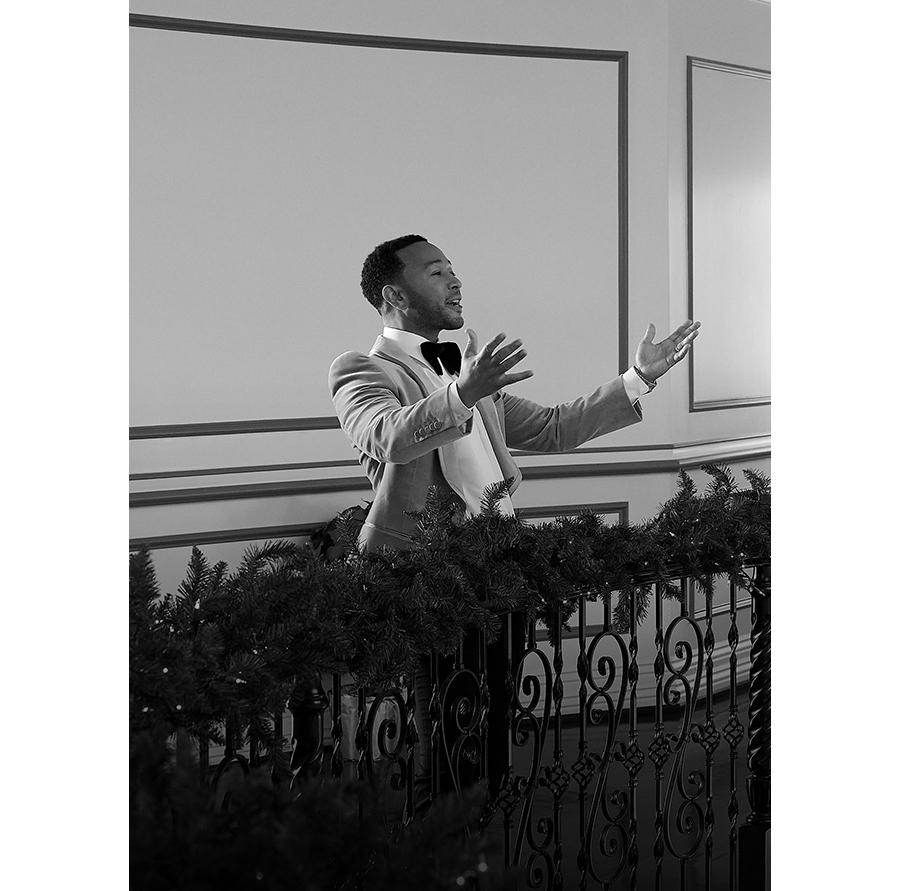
[129,0,771,699]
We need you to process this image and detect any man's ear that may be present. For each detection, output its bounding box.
[381,283,404,311]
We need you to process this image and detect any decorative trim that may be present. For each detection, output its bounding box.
[130,459,361,482]
[686,56,772,414]
[129,15,627,62]
[688,57,772,80]
[129,447,770,509]
[132,503,627,552]
[129,522,325,552]
[618,51,630,374]
[130,15,631,401]
[130,433,769,482]
[130,477,372,508]
[516,501,628,524]
[129,417,341,440]
[688,396,771,413]
[560,431,769,456]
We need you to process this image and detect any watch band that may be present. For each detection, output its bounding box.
[632,365,657,391]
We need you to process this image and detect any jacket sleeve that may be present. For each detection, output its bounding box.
[329,352,474,465]
[498,375,642,452]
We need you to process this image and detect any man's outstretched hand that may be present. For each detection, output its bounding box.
[456,329,534,408]
[635,320,701,382]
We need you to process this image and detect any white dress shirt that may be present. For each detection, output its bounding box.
[380,326,649,517]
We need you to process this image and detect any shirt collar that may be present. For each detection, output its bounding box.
[382,326,434,366]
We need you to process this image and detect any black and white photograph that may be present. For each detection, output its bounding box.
[8,1,897,889]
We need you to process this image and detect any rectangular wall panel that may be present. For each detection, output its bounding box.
[687,58,771,411]
[130,25,624,429]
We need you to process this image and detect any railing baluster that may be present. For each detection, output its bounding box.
[694,582,721,890]
[725,580,746,891]
[403,680,417,825]
[331,673,344,778]
[574,596,596,891]
[738,564,771,891]
[622,587,645,891]
[542,611,569,890]
[288,679,327,792]
[650,582,673,890]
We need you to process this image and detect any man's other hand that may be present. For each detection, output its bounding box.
[456,329,534,408]
[635,320,701,382]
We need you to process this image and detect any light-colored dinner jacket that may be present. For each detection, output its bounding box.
[328,335,643,552]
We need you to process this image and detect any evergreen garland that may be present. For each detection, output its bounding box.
[130,464,769,889]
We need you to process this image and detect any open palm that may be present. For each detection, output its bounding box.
[635,320,701,381]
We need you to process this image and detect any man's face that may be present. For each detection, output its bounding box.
[391,241,464,340]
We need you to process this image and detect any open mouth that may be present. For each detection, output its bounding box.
[447,298,462,309]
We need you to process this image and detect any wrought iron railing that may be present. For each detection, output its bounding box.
[207,563,771,891]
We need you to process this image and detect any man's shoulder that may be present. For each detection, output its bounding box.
[329,347,413,388]
[330,349,372,370]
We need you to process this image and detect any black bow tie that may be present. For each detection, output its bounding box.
[420,341,462,377]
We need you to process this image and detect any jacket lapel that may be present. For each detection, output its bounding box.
[370,336,435,398]
[369,335,521,498]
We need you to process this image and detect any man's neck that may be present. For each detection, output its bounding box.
[381,317,439,342]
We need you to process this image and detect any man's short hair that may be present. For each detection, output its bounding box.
[360,234,427,312]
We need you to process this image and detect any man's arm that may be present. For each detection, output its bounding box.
[498,376,642,453]
[462,320,700,453]
[329,352,473,465]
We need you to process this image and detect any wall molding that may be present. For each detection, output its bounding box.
[131,476,372,508]
[129,417,340,440]
[129,438,770,508]
[130,14,631,408]
[129,502,629,552]
[686,55,772,414]
[130,15,627,63]
[130,432,770,482]
[517,502,628,525]
[130,459,361,482]
[130,522,326,552]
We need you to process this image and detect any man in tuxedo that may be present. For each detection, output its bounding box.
[328,233,699,805]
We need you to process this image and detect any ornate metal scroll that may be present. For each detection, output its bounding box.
[690,581,722,889]
[650,582,674,891]
[489,613,528,869]
[659,586,706,886]
[360,685,415,826]
[617,587,646,891]
[510,616,554,889]
[437,637,486,796]
[578,595,630,890]
[537,613,570,890]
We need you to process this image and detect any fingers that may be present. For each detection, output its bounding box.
[667,319,701,341]
[502,369,534,384]
[481,331,508,357]
[478,333,528,367]
[641,323,656,344]
[494,339,526,366]
[465,332,534,391]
